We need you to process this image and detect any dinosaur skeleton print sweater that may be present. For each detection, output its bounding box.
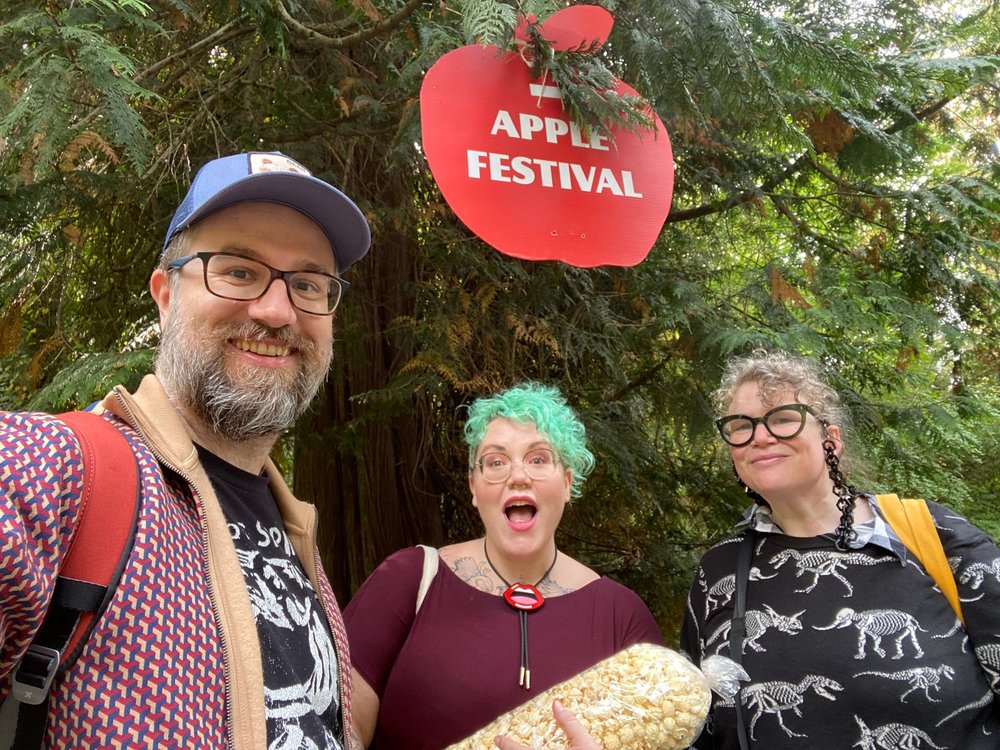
[681,495,1000,749]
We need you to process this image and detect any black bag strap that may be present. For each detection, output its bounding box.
[0,411,141,750]
[729,530,756,750]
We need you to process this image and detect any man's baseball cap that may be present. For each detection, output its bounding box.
[163,152,371,272]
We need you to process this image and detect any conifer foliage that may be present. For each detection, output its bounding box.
[2,0,998,625]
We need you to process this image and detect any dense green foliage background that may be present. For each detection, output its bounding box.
[2,0,998,637]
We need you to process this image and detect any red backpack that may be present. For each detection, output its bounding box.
[1,411,140,749]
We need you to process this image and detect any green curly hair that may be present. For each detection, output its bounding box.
[463,382,596,498]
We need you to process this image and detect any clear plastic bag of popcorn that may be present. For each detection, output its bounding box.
[445,643,745,750]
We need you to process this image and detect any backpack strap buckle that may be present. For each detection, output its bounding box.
[12,645,61,705]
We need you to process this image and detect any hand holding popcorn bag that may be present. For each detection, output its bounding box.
[446,643,745,750]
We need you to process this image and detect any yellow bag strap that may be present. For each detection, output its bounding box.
[876,493,964,625]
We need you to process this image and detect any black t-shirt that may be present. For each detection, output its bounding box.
[198,446,343,750]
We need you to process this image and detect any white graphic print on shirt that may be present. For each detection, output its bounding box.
[230,519,342,750]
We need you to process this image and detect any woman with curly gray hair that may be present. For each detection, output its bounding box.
[710,348,865,550]
[681,349,1000,749]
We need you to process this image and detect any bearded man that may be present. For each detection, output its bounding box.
[0,152,370,750]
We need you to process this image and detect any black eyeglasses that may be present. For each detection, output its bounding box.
[166,252,348,315]
[715,403,822,447]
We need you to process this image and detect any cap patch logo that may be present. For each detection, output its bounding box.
[249,153,312,176]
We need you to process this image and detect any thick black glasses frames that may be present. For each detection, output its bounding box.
[715,403,821,447]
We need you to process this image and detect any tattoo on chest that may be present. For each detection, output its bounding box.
[450,554,576,596]
[451,555,497,592]
[539,578,575,596]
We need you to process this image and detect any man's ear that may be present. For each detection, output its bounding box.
[149,268,172,328]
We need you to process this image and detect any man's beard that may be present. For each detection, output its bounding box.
[156,308,332,442]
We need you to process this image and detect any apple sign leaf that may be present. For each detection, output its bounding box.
[515,5,614,50]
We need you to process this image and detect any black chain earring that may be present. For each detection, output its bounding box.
[822,430,857,551]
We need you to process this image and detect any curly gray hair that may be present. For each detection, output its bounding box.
[711,349,850,434]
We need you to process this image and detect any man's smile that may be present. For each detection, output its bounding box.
[232,338,295,357]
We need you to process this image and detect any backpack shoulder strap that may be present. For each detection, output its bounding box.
[415,545,438,615]
[3,411,141,750]
[729,530,755,750]
[877,493,964,626]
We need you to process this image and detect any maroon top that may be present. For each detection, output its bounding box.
[344,546,664,750]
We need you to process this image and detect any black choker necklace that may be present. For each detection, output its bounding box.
[483,539,558,690]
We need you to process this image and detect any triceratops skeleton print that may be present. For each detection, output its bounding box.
[852,716,946,750]
[705,604,805,652]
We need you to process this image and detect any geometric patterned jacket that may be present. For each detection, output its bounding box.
[0,375,353,749]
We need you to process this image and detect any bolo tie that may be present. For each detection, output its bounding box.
[484,540,559,690]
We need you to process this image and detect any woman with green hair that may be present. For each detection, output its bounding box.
[344,382,662,750]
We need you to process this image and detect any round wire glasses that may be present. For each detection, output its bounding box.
[474,448,560,484]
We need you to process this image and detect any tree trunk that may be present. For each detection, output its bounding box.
[294,221,446,605]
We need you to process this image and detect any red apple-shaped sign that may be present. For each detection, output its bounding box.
[420,6,673,267]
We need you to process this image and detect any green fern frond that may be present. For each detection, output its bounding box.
[25,349,153,412]
[461,0,517,47]
[0,6,160,175]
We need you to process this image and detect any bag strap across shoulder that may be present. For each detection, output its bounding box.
[730,530,755,750]
[877,493,964,626]
[415,544,438,614]
[1,411,141,750]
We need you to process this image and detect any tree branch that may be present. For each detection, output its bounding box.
[665,60,996,224]
[606,356,672,403]
[888,44,1000,133]
[666,153,811,222]
[274,0,426,49]
[768,193,852,259]
[137,17,252,84]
